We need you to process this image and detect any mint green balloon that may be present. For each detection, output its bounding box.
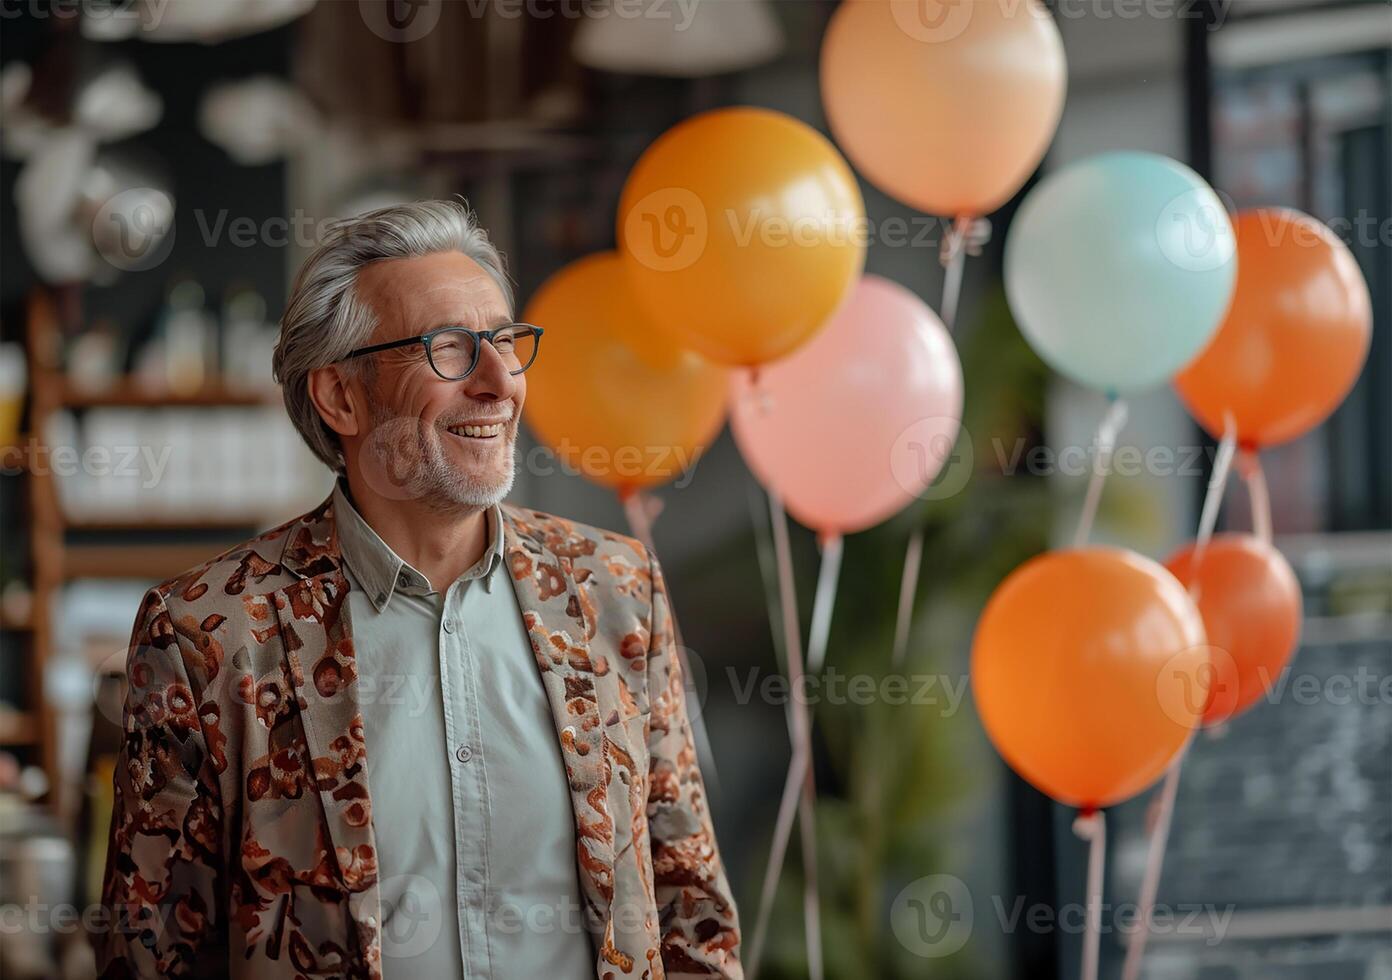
[1004,151,1237,393]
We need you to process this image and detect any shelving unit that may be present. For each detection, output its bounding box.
[3,289,278,809]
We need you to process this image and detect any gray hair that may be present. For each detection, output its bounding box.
[273,199,513,471]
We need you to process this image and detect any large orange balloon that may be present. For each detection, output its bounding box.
[618,107,866,367]
[971,548,1207,808]
[522,252,728,493]
[1165,534,1302,727]
[820,0,1066,217]
[1174,208,1372,447]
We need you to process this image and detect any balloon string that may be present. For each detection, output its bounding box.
[938,215,970,332]
[797,769,822,980]
[805,533,843,674]
[1121,748,1187,980]
[890,531,924,669]
[891,215,989,668]
[621,487,661,553]
[748,491,822,980]
[1193,410,1238,563]
[621,488,722,799]
[1073,809,1108,980]
[1237,449,1272,543]
[1073,397,1130,548]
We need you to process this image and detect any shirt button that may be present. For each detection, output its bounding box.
[455,744,473,764]
[443,619,456,634]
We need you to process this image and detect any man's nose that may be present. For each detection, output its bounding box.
[462,341,517,402]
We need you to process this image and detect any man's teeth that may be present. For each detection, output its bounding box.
[450,423,503,438]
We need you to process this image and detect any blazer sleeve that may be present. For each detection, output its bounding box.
[644,546,743,979]
[95,588,226,979]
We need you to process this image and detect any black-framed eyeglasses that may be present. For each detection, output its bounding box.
[344,324,544,381]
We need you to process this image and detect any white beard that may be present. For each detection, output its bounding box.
[362,401,516,512]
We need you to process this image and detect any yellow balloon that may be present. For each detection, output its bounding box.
[821,0,1067,217]
[618,107,866,367]
[522,252,728,493]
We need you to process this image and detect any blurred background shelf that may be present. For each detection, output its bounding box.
[57,380,276,409]
[61,542,242,580]
[0,710,39,747]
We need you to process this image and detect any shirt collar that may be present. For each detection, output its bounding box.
[331,481,506,612]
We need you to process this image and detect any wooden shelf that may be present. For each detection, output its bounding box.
[63,542,225,580]
[63,513,270,532]
[59,380,276,409]
[0,710,37,747]
[0,610,34,632]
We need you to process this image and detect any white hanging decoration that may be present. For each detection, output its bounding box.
[574,0,783,77]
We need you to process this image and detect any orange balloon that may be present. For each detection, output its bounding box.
[522,252,728,493]
[618,107,866,367]
[971,548,1207,808]
[1174,208,1373,447]
[820,0,1067,217]
[1165,534,1302,727]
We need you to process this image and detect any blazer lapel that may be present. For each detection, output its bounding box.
[275,496,383,970]
[501,504,618,931]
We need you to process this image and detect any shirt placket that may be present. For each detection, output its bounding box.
[438,576,493,978]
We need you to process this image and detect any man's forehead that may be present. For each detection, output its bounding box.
[358,251,507,334]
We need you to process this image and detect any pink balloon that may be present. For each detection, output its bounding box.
[730,275,963,535]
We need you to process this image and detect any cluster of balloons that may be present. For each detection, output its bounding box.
[521,0,1374,825]
[526,0,1072,531]
[973,166,1372,806]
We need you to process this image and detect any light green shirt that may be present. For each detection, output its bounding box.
[332,483,594,979]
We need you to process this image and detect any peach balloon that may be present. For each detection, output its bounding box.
[1174,208,1373,447]
[972,548,1208,809]
[729,274,962,535]
[820,0,1066,217]
[522,252,728,493]
[1165,534,1302,727]
[618,106,866,367]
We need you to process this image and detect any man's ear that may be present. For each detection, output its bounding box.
[307,364,363,440]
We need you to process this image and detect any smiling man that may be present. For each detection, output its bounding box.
[96,201,742,979]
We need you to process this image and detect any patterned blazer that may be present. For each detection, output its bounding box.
[95,494,742,979]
